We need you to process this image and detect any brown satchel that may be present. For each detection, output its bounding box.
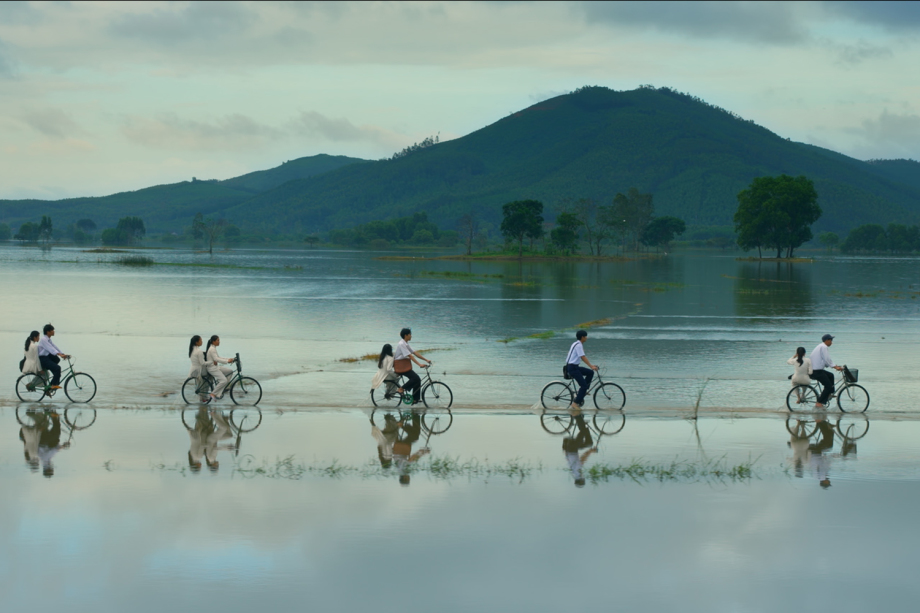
[394,358,412,374]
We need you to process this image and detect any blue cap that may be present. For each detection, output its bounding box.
[821,334,834,341]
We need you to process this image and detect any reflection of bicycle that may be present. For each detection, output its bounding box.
[16,404,97,434]
[540,409,626,436]
[540,368,625,410]
[786,414,869,441]
[16,357,97,403]
[181,353,262,405]
[370,407,453,435]
[786,365,868,412]
[182,407,262,456]
[370,364,452,409]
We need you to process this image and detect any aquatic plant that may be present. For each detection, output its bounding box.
[585,456,758,484]
[115,255,155,266]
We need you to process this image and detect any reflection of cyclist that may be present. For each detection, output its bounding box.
[810,334,842,409]
[37,412,67,478]
[563,412,596,487]
[204,335,236,402]
[565,330,598,409]
[809,419,835,489]
[38,324,70,390]
[393,328,431,405]
[392,412,429,485]
[371,413,400,468]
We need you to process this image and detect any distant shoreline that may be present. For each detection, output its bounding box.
[735,257,813,263]
[377,254,643,262]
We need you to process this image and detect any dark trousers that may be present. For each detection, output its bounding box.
[403,370,422,404]
[811,369,835,405]
[566,364,594,406]
[39,355,61,386]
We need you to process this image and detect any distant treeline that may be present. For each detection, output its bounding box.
[841,223,920,254]
[328,212,458,248]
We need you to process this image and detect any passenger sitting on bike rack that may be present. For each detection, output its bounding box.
[21,330,42,375]
[38,324,70,390]
[371,343,402,398]
[205,335,236,402]
[565,330,599,409]
[563,412,597,487]
[787,347,813,386]
[393,328,431,405]
[810,334,843,409]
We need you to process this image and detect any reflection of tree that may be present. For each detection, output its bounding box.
[733,261,814,317]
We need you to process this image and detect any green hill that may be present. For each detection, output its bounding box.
[220,154,367,193]
[223,86,920,235]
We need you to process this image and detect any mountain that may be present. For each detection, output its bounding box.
[2,87,919,235]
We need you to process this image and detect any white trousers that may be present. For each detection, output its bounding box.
[208,365,234,396]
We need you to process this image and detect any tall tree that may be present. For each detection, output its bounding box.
[193,213,228,254]
[610,188,654,252]
[457,212,479,256]
[571,198,610,256]
[38,216,53,243]
[550,211,580,254]
[116,216,146,245]
[734,175,821,258]
[500,200,544,257]
[640,216,686,253]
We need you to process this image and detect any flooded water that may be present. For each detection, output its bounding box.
[2,245,919,611]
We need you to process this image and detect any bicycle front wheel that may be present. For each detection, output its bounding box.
[64,373,96,403]
[230,377,262,406]
[422,382,452,409]
[593,382,626,410]
[541,381,573,410]
[837,384,869,413]
[836,415,870,441]
[65,406,97,430]
[786,385,818,411]
[540,412,573,434]
[422,409,453,434]
[16,373,47,402]
[594,411,626,435]
[786,417,818,438]
[182,377,213,404]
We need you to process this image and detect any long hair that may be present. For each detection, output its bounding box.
[378,343,393,368]
[189,335,202,358]
[205,335,219,358]
[25,331,39,352]
[796,346,806,366]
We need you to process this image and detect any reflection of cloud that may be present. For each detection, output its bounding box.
[578,1,808,44]
[20,108,84,139]
[122,113,283,151]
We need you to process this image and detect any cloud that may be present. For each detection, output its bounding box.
[0,1,42,25]
[20,108,84,139]
[846,110,920,158]
[0,39,17,79]
[287,111,403,147]
[823,1,920,32]
[578,1,809,44]
[107,2,256,44]
[834,40,893,65]
[121,113,283,151]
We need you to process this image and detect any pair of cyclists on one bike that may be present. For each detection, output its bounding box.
[372,328,432,405]
[188,334,236,402]
[21,324,70,391]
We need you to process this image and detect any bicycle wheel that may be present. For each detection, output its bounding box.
[16,373,47,402]
[371,386,403,409]
[594,411,626,435]
[16,405,45,427]
[836,415,870,441]
[230,408,263,432]
[786,385,818,411]
[230,376,262,406]
[786,417,818,438]
[182,377,213,404]
[541,381,573,410]
[64,373,96,403]
[540,412,573,434]
[422,409,453,434]
[422,381,453,409]
[64,406,97,430]
[837,384,869,413]
[593,382,626,410]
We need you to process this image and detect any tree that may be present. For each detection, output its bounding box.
[500,200,544,257]
[640,216,686,253]
[0,222,11,241]
[817,231,839,252]
[841,224,887,253]
[570,198,610,256]
[734,175,821,258]
[14,222,39,243]
[38,216,53,243]
[609,188,654,252]
[116,216,146,245]
[304,235,319,249]
[193,213,228,254]
[76,219,97,234]
[550,211,580,254]
[457,212,479,256]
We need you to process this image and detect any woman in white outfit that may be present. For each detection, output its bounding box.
[787,346,813,386]
[188,335,207,400]
[371,343,401,397]
[21,330,42,374]
[205,335,235,402]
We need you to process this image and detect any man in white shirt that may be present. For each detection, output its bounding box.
[810,334,842,408]
[565,330,599,408]
[393,328,431,405]
[37,324,69,389]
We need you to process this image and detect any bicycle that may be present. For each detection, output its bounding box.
[540,367,625,411]
[540,408,626,436]
[15,357,97,403]
[369,363,452,410]
[16,404,97,434]
[786,365,868,413]
[182,406,263,456]
[370,406,453,435]
[181,353,262,405]
[785,414,869,441]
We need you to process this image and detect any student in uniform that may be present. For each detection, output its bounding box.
[204,335,236,402]
[565,330,599,409]
[393,328,431,405]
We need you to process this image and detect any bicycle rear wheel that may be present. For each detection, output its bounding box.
[540,412,573,434]
[594,411,626,435]
[230,408,263,432]
[65,406,97,430]
[422,382,452,409]
[182,376,213,404]
[786,385,818,411]
[422,409,453,434]
[64,373,97,403]
[371,386,403,409]
[16,405,45,427]
[541,381,573,410]
[836,415,870,441]
[230,376,262,406]
[16,373,47,402]
[593,382,626,410]
[837,384,869,413]
[786,417,818,438]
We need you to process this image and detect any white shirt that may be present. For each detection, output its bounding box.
[810,343,834,371]
[206,345,232,365]
[188,347,206,379]
[393,339,414,361]
[371,355,395,389]
[787,356,813,385]
[566,341,585,365]
[37,335,62,357]
[22,342,41,374]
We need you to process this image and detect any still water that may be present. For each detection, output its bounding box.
[1,246,918,611]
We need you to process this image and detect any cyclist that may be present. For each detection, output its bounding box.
[810,334,842,408]
[187,335,207,400]
[21,330,41,374]
[37,324,69,390]
[371,343,402,399]
[393,328,431,405]
[204,335,235,402]
[565,330,599,409]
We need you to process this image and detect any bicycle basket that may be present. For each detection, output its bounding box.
[844,367,858,383]
[562,365,571,380]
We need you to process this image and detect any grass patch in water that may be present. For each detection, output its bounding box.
[585,456,758,484]
[115,255,155,266]
[498,316,616,344]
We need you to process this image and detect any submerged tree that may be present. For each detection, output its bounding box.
[500,199,544,257]
[734,175,820,258]
[640,216,686,253]
[116,216,146,245]
[551,211,580,254]
[193,212,228,255]
[610,188,654,252]
[457,211,479,256]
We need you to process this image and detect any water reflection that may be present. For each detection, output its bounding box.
[786,414,868,487]
[15,404,96,477]
[181,407,263,472]
[369,408,453,484]
[540,409,626,486]
[734,261,814,317]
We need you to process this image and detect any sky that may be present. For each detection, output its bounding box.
[1,0,919,200]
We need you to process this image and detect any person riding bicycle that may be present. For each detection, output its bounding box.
[393,328,431,405]
[810,334,842,409]
[565,330,599,409]
[37,324,70,390]
[204,335,236,402]
[188,335,207,399]
[371,343,402,399]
